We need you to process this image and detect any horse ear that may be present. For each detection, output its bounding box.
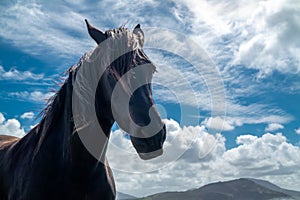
[85,19,106,44]
[133,24,144,47]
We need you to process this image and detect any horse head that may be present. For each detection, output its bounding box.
[85,20,166,160]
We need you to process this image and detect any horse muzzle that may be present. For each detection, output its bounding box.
[131,124,166,160]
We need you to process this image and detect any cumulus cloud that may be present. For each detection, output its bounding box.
[107,119,300,197]
[233,0,300,76]
[107,119,224,173]
[0,66,44,81]
[225,133,300,177]
[295,127,300,135]
[0,112,25,137]
[20,112,35,119]
[265,123,284,132]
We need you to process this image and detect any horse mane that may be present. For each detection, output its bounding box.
[39,54,87,122]
[27,53,88,159]
[39,26,133,121]
[36,55,76,123]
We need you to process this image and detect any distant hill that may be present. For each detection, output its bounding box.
[117,192,137,200]
[249,179,300,199]
[131,178,300,200]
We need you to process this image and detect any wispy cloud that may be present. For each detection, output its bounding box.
[201,114,291,133]
[8,91,54,102]
[0,1,92,59]
[0,65,44,81]
[176,0,300,76]
[265,123,284,132]
[20,111,35,119]
[149,50,211,109]
[150,51,293,127]
[0,0,179,60]
[1,0,299,76]
[224,103,293,128]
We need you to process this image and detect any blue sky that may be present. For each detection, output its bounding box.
[1,0,300,197]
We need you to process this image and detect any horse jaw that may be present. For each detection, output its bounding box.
[138,148,163,160]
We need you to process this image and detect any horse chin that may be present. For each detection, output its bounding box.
[138,148,163,160]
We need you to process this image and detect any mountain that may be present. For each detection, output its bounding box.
[249,179,300,199]
[117,192,137,200]
[132,178,300,200]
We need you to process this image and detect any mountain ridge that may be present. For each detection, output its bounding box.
[124,178,300,200]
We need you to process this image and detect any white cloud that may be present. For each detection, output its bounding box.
[8,91,54,102]
[108,119,300,197]
[223,102,293,129]
[140,1,295,128]
[200,114,291,133]
[233,0,300,76]
[0,1,92,59]
[176,0,300,76]
[265,123,284,132]
[225,133,300,178]
[20,112,35,119]
[149,50,212,109]
[0,0,169,60]
[0,112,25,137]
[177,0,232,35]
[295,128,300,135]
[0,66,44,81]
[1,0,298,82]
[108,119,223,172]
[202,116,235,131]
[236,135,258,145]
[0,113,5,124]
[149,50,292,128]
[167,0,300,119]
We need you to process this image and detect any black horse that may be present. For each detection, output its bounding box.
[0,20,166,200]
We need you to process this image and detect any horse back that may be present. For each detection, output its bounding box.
[0,135,20,169]
[0,135,19,150]
[0,135,19,199]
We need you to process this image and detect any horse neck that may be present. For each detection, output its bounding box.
[69,70,115,167]
[34,73,114,168]
[33,76,74,162]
